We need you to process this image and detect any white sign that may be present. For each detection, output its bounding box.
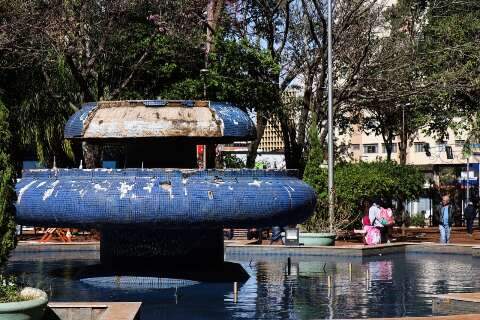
[460,171,477,180]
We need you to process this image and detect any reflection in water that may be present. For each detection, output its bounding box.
[4,250,480,319]
[80,277,200,290]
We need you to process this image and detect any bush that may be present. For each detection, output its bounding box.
[302,120,425,232]
[0,100,16,266]
[410,213,426,227]
[223,154,245,168]
[0,275,23,303]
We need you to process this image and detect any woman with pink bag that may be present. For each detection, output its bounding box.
[357,214,381,245]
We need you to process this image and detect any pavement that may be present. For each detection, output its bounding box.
[336,226,480,246]
[18,226,480,248]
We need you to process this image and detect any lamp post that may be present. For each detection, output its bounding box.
[466,156,470,205]
[327,0,334,233]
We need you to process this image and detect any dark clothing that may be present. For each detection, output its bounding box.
[465,204,477,234]
[467,218,474,234]
[435,204,455,227]
[377,226,388,243]
[270,226,284,244]
[464,204,476,220]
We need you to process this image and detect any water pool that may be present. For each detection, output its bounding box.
[4,249,480,319]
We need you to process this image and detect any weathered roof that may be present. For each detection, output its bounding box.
[64,100,256,142]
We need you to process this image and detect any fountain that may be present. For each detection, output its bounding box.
[15,100,316,278]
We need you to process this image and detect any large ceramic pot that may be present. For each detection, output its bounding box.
[299,232,336,246]
[0,287,48,320]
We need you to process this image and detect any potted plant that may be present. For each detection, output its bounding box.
[0,276,49,320]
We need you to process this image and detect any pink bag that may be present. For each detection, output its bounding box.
[379,208,394,226]
[364,226,381,245]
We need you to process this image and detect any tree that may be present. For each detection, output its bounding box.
[0,100,16,266]
[278,0,386,172]
[304,158,425,232]
[354,0,432,164]
[229,0,293,168]
[0,0,209,166]
[418,0,480,139]
[302,116,328,231]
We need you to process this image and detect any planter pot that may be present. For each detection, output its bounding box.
[0,287,48,320]
[299,232,336,246]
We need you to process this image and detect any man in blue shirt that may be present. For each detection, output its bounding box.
[436,195,455,244]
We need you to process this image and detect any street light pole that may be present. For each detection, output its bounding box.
[401,104,405,236]
[327,0,334,233]
[466,156,470,204]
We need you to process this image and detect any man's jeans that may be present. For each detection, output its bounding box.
[439,224,451,244]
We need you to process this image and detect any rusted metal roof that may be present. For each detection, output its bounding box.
[64,100,256,142]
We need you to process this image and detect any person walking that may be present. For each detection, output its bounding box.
[435,195,454,244]
[464,201,477,236]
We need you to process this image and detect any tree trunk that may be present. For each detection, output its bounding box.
[296,71,314,153]
[246,111,268,168]
[280,115,304,172]
[382,132,394,161]
[399,137,408,165]
[82,142,102,169]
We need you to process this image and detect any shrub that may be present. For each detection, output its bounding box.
[410,213,426,227]
[0,100,16,266]
[302,120,425,232]
[0,275,23,303]
[223,154,245,168]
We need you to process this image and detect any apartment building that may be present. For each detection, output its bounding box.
[345,125,480,219]
[347,127,480,167]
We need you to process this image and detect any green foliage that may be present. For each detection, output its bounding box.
[303,122,425,232]
[254,161,269,169]
[0,275,24,303]
[0,100,17,266]
[208,38,280,111]
[161,37,280,114]
[417,0,480,136]
[410,213,426,228]
[302,119,328,231]
[223,154,245,169]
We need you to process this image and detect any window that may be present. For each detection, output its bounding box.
[363,144,378,154]
[350,144,360,151]
[414,142,425,153]
[455,140,465,147]
[382,143,397,153]
[436,141,447,152]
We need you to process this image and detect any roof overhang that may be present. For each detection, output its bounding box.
[64,100,256,143]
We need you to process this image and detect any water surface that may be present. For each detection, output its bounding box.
[5,250,480,319]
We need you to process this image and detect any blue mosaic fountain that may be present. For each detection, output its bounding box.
[15,100,316,270]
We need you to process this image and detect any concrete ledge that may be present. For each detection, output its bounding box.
[16,241,100,253]
[226,242,480,258]
[46,302,141,320]
[472,246,480,257]
[433,293,480,316]
[14,241,480,260]
[406,243,473,255]
[226,243,407,257]
[366,314,480,319]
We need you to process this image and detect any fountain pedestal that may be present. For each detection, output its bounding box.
[100,227,224,267]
